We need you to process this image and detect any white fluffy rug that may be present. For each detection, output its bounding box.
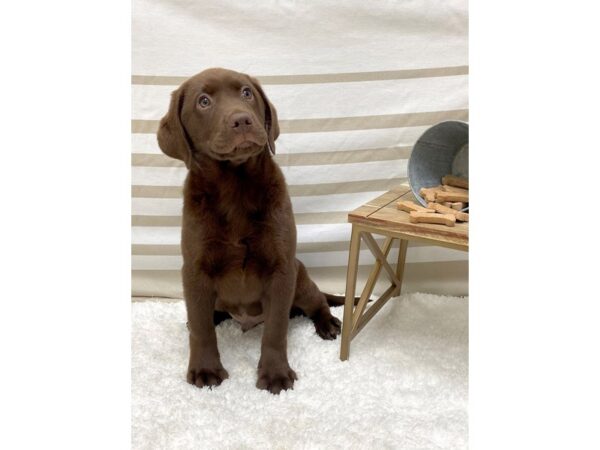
[132,293,468,449]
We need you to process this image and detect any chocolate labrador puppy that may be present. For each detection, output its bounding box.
[157,68,344,394]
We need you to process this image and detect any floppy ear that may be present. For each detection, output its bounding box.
[157,87,193,168]
[249,77,280,154]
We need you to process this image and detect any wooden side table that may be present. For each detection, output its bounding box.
[339,185,468,360]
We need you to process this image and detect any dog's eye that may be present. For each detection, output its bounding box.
[198,95,211,108]
[241,87,253,100]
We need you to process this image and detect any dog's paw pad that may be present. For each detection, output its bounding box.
[314,312,342,340]
[256,367,297,394]
[187,366,229,389]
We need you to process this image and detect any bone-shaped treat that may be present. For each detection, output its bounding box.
[397,200,435,213]
[419,185,444,202]
[442,175,469,189]
[441,185,469,195]
[409,211,456,227]
[427,202,469,222]
[436,191,469,203]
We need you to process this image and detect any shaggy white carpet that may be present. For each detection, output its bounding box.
[132,293,468,449]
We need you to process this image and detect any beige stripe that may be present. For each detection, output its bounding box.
[132,110,468,134]
[293,178,407,196]
[132,120,159,134]
[302,260,467,279]
[131,260,468,298]
[131,211,348,227]
[297,239,431,252]
[132,216,181,227]
[132,154,182,168]
[297,212,349,225]
[131,75,186,86]
[132,185,182,198]
[131,239,430,256]
[305,260,468,298]
[132,146,412,168]
[131,66,469,86]
[282,110,468,133]
[130,242,362,256]
[132,297,181,303]
[299,241,359,253]
[132,244,181,255]
[130,242,364,256]
[132,177,406,198]
[283,146,412,165]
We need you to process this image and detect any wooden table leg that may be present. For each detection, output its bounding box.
[352,236,395,331]
[395,239,409,296]
[340,225,361,361]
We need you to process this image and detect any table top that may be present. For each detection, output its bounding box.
[348,184,468,250]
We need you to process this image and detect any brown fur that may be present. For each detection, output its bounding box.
[157,68,341,394]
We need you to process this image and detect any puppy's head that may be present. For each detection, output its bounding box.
[157,68,280,168]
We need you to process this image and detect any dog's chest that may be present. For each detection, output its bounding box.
[214,267,264,330]
[194,195,280,279]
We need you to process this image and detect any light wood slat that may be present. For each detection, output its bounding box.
[396,239,409,293]
[349,189,468,248]
[340,225,362,361]
[351,285,397,339]
[351,236,395,331]
[361,233,402,287]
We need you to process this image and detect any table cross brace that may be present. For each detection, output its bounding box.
[340,225,409,360]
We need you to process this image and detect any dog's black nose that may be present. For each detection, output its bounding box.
[229,113,253,132]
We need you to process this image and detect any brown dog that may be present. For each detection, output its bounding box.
[157,68,343,394]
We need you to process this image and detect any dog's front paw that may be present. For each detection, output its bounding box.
[256,365,298,394]
[313,310,342,340]
[187,365,229,389]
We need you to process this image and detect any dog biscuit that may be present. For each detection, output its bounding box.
[419,185,444,202]
[397,200,435,213]
[441,175,469,189]
[409,211,456,227]
[436,191,469,203]
[427,202,469,222]
[441,185,469,195]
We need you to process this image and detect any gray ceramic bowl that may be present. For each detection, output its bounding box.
[408,121,469,211]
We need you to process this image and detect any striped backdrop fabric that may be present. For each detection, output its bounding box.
[132,0,469,298]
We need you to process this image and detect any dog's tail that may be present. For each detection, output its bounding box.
[324,292,364,306]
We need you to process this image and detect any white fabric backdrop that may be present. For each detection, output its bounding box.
[132,0,469,298]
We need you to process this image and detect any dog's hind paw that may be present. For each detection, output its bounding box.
[312,310,342,340]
